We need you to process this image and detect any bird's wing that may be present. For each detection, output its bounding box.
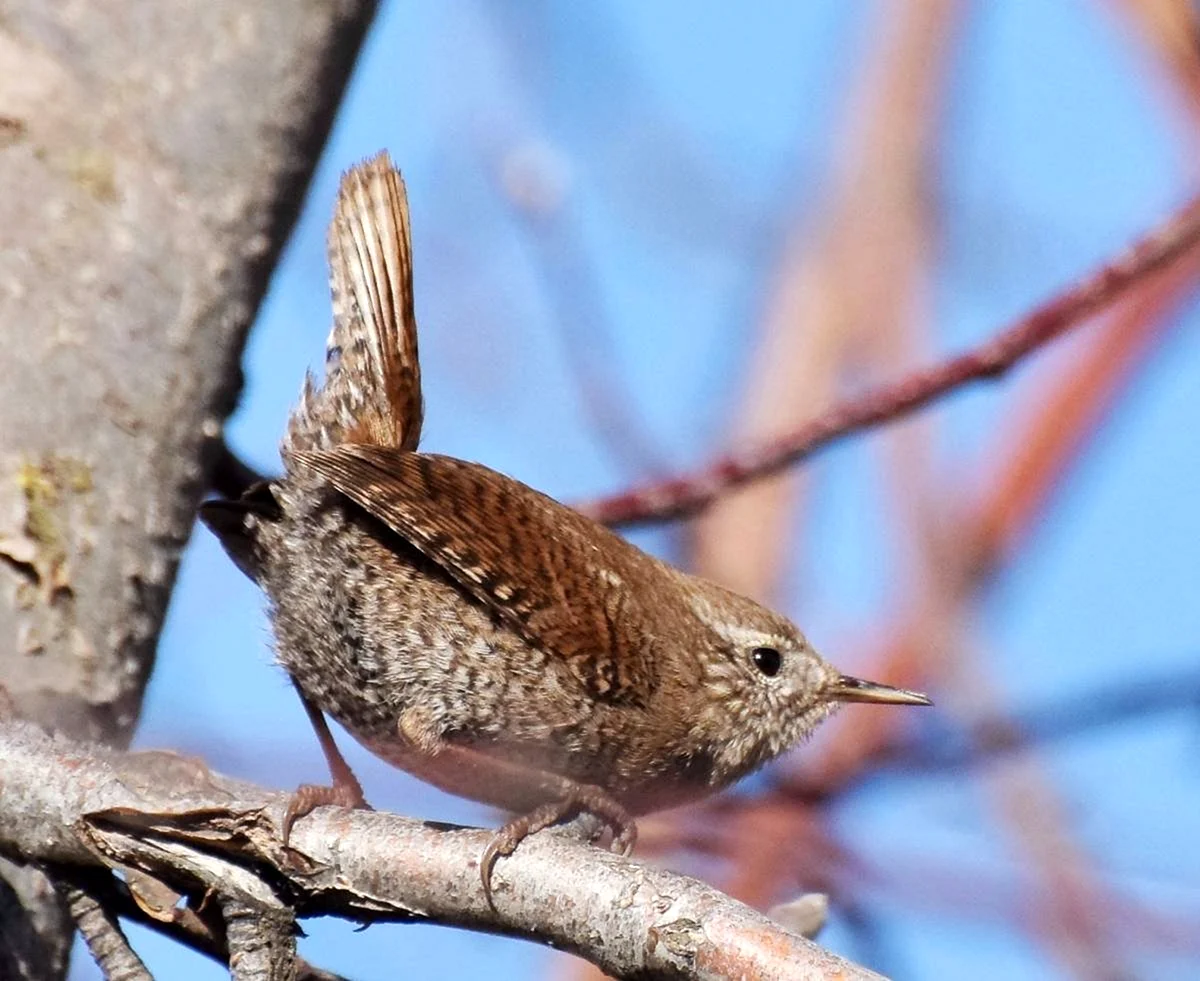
[290,445,676,705]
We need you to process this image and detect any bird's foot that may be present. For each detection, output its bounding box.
[281,777,372,845]
[480,786,636,907]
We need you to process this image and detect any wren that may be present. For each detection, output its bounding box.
[201,153,931,900]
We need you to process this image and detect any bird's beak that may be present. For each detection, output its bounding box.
[828,674,932,706]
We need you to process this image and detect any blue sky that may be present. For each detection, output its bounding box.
[73,2,1200,978]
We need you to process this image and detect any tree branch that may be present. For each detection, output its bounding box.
[881,667,1200,777]
[212,441,271,501]
[224,899,297,981]
[58,878,151,981]
[57,864,345,981]
[580,193,1200,527]
[0,720,885,981]
[0,859,71,981]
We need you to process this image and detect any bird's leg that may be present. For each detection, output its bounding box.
[416,742,636,906]
[282,685,371,843]
[481,784,636,903]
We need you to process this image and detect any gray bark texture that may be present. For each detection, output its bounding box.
[0,719,885,981]
[0,0,377,975]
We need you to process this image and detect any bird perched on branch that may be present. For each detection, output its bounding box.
[201,152,930,903]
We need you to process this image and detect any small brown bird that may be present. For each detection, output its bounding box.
[201,153,930,901]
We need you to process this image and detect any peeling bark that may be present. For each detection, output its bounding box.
[0,719,886,981]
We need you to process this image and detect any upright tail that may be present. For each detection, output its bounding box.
[201,153,422,581]
[285,152,423,455]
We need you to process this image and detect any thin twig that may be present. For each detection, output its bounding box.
[800,248,1200,795]
[688,0,960,921]
[580,193,1200,526]
[224,899,298,981]
[892,669,1200,775]
[769,667,1200,799]
[508,181,671,478]
[0,859,72,981]
[60,877,152,981]
[58,867,345,981]
[211,440,271,499]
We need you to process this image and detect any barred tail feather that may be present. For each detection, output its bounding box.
[284,152,423,455]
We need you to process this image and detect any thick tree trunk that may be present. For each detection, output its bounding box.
[0,1,377,975]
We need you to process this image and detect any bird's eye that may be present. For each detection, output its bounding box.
[751,646,782,677]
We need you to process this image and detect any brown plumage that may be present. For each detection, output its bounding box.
[201,152,930,903]
[285,155,421,454]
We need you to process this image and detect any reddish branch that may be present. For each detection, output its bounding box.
[816,667,1200,783]
[580,193,1200,527]
[802,244,1200,798]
